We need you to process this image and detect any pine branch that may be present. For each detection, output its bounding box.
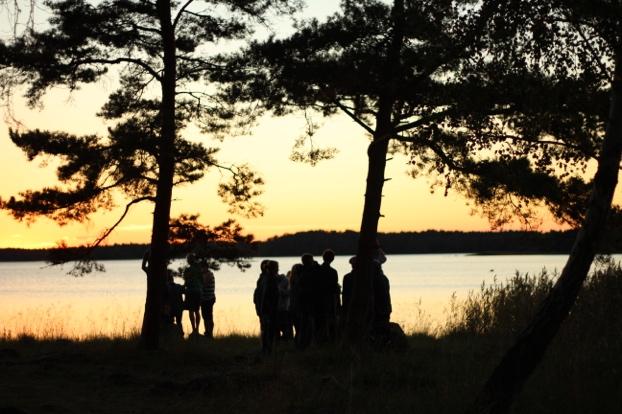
[73,57,162,81]
[334,100,374,134]
[173,0,196,29]
[394,108,455,134]
[88,196,155,251]
[48,196,155,270]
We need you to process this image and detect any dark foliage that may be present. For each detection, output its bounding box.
[214,0,621,345]
[0,0,279,232]
[463,1,622,412]
[220,0,608,228]
[168,214,257,271]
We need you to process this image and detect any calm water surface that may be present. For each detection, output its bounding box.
[0,254,614,338]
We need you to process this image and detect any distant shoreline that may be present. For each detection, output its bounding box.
[0,251,583,263]
[245,229,617,258]
[1,229,619,262]
[466,251,573,256]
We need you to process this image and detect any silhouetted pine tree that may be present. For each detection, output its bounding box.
[222,0,619,348]
[220,0,552,344]
[0,0,297,349]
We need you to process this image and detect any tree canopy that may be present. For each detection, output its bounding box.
[462,1,622,412]
[229,0,615,229]
[1,0,294,227]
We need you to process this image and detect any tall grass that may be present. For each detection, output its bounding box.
[443,260,622,342]
[440,261,622,413]
[444,270,554,338]
[0,304,143,340]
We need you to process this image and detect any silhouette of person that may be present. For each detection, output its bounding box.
[341,256,357,328]
[288,263,304,346]
[166,269,185,336]
[253,260,270,316]
[183,253,203,336]
[371,248,392,344]
[277,269,293,341]
[254,259,279,354]
[298,253,320,349]
[200,262,216,338]
[317,249,340,342]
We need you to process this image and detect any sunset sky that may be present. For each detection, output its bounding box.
[0,0,586,249]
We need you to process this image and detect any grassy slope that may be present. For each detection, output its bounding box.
[0,332,619,414]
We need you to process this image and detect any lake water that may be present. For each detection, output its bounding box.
[0,254,614,338]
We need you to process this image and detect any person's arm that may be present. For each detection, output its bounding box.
[331,268,340,307]
[205,270,216,300]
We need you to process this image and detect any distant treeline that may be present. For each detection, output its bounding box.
[3,229,621,262]
[0,244,149,262]
[257,230,588,256]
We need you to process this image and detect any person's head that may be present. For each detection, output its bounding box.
[290,263,303,279]
[187,253,198,265]
[372,247,387,265]
[260,259,269,273]
[322,249,335,264]
[349,256,357,269]
[301,253,314,266]
[267,260,279,274]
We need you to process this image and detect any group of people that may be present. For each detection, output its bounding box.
[142,251,216,338]
[143,247,392,350]
[253,248,392,354]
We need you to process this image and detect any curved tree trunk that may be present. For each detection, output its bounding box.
[467,57,622,414]
[140,0,177,350]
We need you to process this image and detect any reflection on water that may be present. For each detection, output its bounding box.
[0,254,614,338]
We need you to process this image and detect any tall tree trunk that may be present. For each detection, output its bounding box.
[467,57,622,414]
[344,0,404,345]
[140,0,177,350]
[345,137,391,344]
